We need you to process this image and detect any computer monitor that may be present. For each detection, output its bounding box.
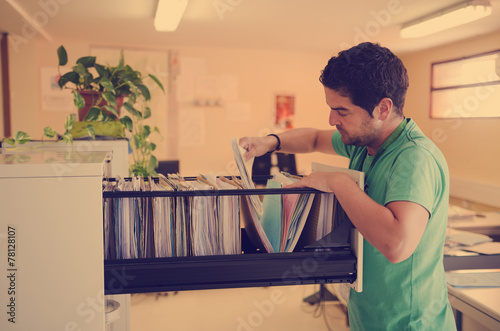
[156,160,180,175]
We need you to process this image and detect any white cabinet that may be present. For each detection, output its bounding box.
[0,150,107,331]
[2,139,129,178]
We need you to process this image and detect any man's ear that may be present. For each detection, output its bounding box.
[376,98,393,121]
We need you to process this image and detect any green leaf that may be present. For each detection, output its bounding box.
[77,56,96,68]
[73,91,85,109]
[94,63,109,79]
[102,112,114,122]
[86,107,102,121]
[137,84,151,101]
[153,126,160,134]
[64,114,74,131]
[149,142,157,151]
[102,92,117,108]
[128,93,136,104]
[130,164,148,177]
[104,105,119,118]
[143,107,151,119]
[14,131,31,144]
[99,78,115,93]
[58,71,79,88]
[148,155,158,174]
[57,46,68,66]
[143,125,151,138]
[43,126,57,138]
[73,62,89,76]
[3,138,15,147]
[86,124,96,140]
[133,134,143,149]
[118,50,125,70]
[149,74,165,93]
[119,116,133,132]
[123,102,142,118]
[61,132,73,145]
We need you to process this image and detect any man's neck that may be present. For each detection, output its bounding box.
[366,117,405,156]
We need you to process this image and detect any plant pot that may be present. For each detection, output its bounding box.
[69,121,125,139]
[77,90,125,121]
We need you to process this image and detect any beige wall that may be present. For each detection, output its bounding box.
[6,31,499,184]
[9,38,38,136]
[171,46,348,175]
[7,38,348,175]
[401,30,500,188]
[0,34,3,139]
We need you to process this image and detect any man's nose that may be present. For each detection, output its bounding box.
[329,110,340,126]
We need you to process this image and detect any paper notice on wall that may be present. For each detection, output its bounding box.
[179,108,206,146]
[177,57,206,103]
[218,74,238,102]
[40,67,74,112]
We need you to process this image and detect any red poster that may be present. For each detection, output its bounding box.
[275,94,295,129]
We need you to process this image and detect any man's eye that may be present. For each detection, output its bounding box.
[337,111,348,117]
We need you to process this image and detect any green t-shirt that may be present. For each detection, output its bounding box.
[332,119,456,330]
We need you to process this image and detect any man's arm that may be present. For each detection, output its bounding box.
[239,128,337,161]
[287,172,428,263]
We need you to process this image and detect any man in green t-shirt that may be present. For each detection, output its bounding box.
[239,42,456,330]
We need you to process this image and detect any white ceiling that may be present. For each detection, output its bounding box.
[1,0,500,55]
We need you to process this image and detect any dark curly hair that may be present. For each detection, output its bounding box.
[319,42,409,117]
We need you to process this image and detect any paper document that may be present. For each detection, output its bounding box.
[104,175,242,259]
[463,242,500,255]
[230,137,263,217]
[446,229,493,246]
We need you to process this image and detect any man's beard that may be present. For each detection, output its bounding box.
[337,119,380,148]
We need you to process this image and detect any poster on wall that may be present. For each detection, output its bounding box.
[275,94,295,130]
[40,67,74,112]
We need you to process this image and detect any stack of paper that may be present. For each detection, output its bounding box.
[150,177,175,258]
[231,137,316,253]
[231,140,364,253]
[103,175,242,260]
[215,176,242,255]
[260,173,315,252]
[230,137,263,217]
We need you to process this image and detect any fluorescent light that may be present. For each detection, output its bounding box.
[400,0,492,38]
[154,0,189,32]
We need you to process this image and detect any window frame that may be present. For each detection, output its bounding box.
[430,49,500,119]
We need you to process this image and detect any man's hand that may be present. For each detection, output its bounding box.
[239,136,278,162]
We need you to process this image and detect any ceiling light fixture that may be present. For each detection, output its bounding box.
[400,0,492,38]
[154,0,189,32]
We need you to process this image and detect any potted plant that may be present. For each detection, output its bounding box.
[57,45,163,122]
[3,46,165,177]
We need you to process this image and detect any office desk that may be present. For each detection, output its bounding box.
[447,271,500,331]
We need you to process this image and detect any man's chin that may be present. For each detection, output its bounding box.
[340,134,351,145]
[341,135,361,147]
